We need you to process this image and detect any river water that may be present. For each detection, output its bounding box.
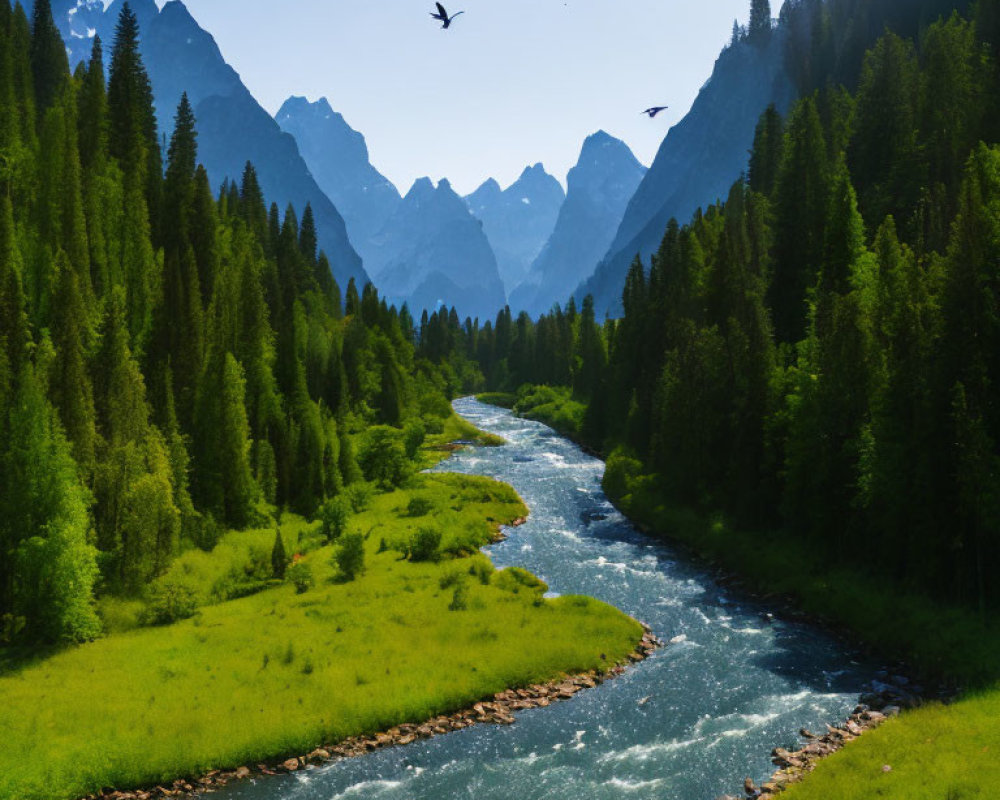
[214,398,879,800]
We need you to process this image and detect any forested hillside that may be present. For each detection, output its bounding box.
[0,0,480,645]
[463,0,1000,619]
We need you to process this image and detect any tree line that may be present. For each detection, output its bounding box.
[465,0,1000,615]
[0,1,470,644]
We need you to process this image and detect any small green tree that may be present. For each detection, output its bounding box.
[334,532,365,581]
[287,561,314,594]
[359,426,410,490]
[409,527,442,562]
[320,496,351,542]
[270,527,288,579]
[403,419,426,459]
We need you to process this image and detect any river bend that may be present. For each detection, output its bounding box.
[213,398,879,800]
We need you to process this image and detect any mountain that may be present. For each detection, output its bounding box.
[579,33,794,316]
[510,132,646,317]
[464,164,565,292]
[275,96,401,267]
[367,178,506,322]
[38,0,368,289]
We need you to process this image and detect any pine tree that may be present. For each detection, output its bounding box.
[747,105,783,196]
[270,525,287,579]
[769,95,830,343]
[29,0,69,116]
[107,1,161,235]
[49,251,97,472]
[748,0,772,43]
[77,36,108,172]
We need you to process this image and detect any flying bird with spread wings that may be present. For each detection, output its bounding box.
[642,106,669,118]
[431,2,465,29]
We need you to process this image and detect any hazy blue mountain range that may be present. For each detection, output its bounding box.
[34,0,368,289]
[276,96,402,268]
[464,164,565,293]
[366,178,506,322]
[578,34,794,316]
[510,132,646,317]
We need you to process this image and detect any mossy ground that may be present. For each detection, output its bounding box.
[0,427,641,800]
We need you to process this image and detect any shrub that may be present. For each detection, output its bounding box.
[409,527,442,563]
[319,497,352,542]
[406,496,433,517]
[603,448,644,502]
[404,420,426,459]
[449,582,469,611]
[142,582,198,626]
[439,571,464,590]
[359,427,411,490]
[494,567,548,596]
[334,533,365,581]
[468,560,495,585]
[345,482,373,514]
[287,561,314,594]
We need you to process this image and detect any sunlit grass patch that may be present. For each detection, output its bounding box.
[783,688,1000,800]
[0,472,641,800]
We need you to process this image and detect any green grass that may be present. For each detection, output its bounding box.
[0,471,641,800]
[782,689,1000,799]
[605,462,1000,800]
[475,392,517,409]
[503,385,586,441]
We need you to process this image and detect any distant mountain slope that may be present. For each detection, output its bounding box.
[511,132,646,317]
[464,164,565,292]
[367,178,506,322]
[580,34,794,316]
[276,96,401,267]
[39,0,368,289]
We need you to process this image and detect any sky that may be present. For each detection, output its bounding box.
[164,0,783,196]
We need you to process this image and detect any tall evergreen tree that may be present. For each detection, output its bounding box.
[29,0,68,116]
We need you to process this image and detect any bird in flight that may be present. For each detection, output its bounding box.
[642,106,669,118]
[431,2,464,29]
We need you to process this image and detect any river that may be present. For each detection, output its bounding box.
[213,398,880,800]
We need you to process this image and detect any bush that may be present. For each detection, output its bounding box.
[449,582,469,611]
[406,496,433,517]
[287,561,314,594]
[404,420,426,459]
[334,533,365,581]
[468,559,495,585]
[409,527,442,563]
[142,582,198,626]
[320,497,352,542]
[603,448,644,502]
[359,426,411,490]
[494,567,548,596]
[345,482,373,514]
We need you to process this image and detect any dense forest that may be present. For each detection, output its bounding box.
[458,0,1000,615]
[0,0,484,645]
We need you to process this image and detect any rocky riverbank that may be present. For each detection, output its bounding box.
[81,626,664,800]
[719,678,932,800]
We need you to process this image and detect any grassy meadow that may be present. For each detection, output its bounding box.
[0,454,641,800]
[782,690,1000,799]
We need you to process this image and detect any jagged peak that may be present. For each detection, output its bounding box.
[405,177,436,201]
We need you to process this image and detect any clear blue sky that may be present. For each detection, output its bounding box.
[166,0,782,195]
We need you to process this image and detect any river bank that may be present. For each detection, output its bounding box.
[0,467,643,800]
[471,393,998,800]
[83,628,664,800]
